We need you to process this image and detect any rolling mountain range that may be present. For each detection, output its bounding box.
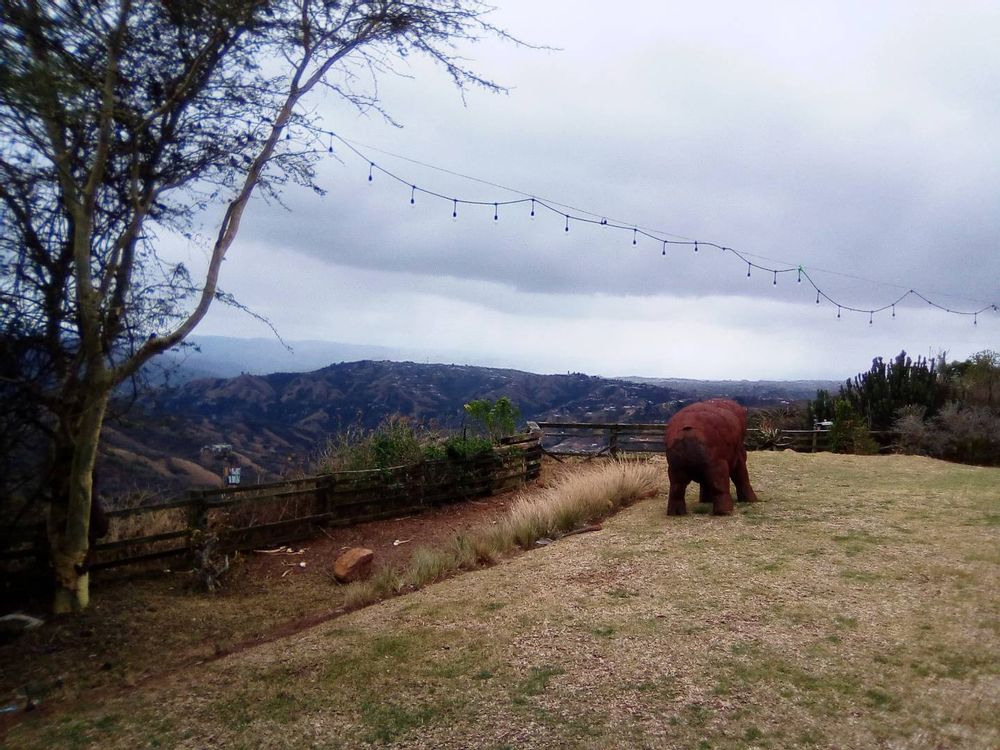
[100,358,838,499]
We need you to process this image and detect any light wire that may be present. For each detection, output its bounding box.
[321,131,998,325]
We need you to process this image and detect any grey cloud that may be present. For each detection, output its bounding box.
[197,0,1000,379]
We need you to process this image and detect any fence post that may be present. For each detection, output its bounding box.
[321,475,333,520]
[811,430,818,453]
[609,426,620,456]
[187,489,208,537]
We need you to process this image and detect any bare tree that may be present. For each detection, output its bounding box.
[0,0,520,612]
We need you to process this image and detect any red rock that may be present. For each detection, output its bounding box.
[664,399,759,516]
[333,547,374,583]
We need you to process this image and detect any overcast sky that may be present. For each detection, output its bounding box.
[168,0,999,381]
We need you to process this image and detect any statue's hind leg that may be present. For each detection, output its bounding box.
[667,466,690,515]
[706,461,734,515]
[730,450,758,503]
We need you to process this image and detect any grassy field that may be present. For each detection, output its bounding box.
[4,452,998,749]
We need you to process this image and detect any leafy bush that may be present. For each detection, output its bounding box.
[316,416,429,472]
[747,408,799,450]
[828,399,877,455]
[442,434,494,460]
[464,397,520,443]
[316,415,509,473]
[895,403,1000,466]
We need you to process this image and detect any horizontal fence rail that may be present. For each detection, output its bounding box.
[534,422,665,456]
[533,422,888,457]
[1,434,541,577]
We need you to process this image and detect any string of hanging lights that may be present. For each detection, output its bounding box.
[312,129,997,327]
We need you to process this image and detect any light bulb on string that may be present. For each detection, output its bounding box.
[331,138,995,325]
[869,311,873,325]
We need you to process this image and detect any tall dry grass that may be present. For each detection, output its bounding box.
[499,456,661,547]
[343,457,661,608]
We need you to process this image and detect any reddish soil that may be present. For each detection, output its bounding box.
[235,458,574,587]
[241,485,524,584]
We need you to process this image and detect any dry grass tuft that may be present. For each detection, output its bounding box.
[499,455,660,547]
[342,457,661,608]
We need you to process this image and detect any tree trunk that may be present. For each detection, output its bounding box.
[48,388,110,614]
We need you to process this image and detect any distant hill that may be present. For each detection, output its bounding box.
[155,335,517,382]
[100,359,839,499]
[622,376,839,402]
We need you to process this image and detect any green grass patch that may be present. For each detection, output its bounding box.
[360,699,449,744]
[511,665,566,703]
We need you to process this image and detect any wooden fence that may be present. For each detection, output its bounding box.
[1,433,541,576]
[534,422,665,455]
[534,422,875,456]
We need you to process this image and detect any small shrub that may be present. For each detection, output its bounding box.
[316,416,430,473]
[440,433,494,460]
[894,405,937,456]
[747,409,793,451]
[464,397,520,443]
[828,400,877,455]
[316,417,504,474]
[936,404,1000,465]
[190,531,230,592]
[896,403,1000,466]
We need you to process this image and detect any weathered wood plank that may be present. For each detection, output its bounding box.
[95,529,189,552]
[89,546,191,570]
[2,434,543,573]
[105,496,198,517]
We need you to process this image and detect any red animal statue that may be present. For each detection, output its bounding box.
[664,398,758,516]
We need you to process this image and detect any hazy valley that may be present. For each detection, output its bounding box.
[100,342,840,499]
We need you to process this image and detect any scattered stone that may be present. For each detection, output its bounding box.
[535,537,554,547]
[0,613,45,640]
[333,547,374,583]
